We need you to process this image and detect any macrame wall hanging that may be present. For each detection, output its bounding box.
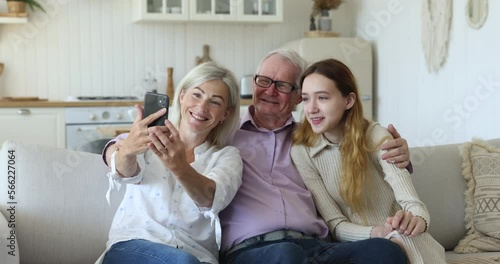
[421,0,453,73]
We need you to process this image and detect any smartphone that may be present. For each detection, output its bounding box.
[143,92,169,127]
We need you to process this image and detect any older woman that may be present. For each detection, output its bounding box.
[97,62,243,264]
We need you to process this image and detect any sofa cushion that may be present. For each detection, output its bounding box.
[410,141,469,251]
[454,139,500,253]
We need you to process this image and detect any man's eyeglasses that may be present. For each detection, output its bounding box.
[254,75,296,94]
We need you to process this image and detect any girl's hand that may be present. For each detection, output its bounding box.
[386,210,426,237]
[370,222,393,238]
[371,217,409,261]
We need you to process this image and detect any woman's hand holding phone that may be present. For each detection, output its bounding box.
[120,104,169,156]
[148,120,188,174]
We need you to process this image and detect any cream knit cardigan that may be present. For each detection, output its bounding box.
[291,122,446,264]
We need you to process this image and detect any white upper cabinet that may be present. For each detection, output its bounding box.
[133,0,282,23]
[237,0,282,22]
[133,0,189,22]
[190,0,236,21]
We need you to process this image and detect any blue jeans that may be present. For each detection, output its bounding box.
[222,237,406,264]
[102,239,203,264]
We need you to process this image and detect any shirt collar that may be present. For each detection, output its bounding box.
[240,105,296,132]
[194,141,210,157]
[309,134,341,157]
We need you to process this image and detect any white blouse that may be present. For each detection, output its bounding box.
[97,142,243,264]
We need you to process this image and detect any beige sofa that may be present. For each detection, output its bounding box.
[410,138,500,263]
[1,138,500,264]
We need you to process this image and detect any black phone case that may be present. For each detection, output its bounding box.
[143,92,169,127]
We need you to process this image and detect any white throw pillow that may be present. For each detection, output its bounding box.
[0,210,19,264]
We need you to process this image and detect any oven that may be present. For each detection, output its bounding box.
[65,106,136,154]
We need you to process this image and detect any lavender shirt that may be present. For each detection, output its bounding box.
[219,106,329,252]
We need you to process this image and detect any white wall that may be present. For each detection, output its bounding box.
[350,0,500,147]
[0,0,310,100]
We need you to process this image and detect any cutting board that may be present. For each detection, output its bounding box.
[0,97,48,101]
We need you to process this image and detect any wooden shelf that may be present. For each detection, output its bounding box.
[0,13,28,24]
[0,99,254,108]
[304,31,340,38]
[0,17,27,23]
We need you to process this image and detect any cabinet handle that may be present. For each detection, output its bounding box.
[18,109,31,115]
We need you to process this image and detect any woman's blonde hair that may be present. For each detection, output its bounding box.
[169,61,240,148]
[292,59,375,217]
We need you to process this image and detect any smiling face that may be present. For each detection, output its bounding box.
[252,55,302,129]
[301,73,355,143]
[179,80,230,138]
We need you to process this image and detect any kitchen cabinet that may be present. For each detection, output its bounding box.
[235,0,282,22]
[0,108,65,148]
[133,0,189,22]
[133,0,282,23]
[189,0,236,21]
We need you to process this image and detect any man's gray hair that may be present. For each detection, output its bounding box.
[255,49,307,90]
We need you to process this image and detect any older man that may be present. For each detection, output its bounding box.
[219,49,410,264]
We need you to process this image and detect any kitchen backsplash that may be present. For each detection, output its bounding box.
[0,0,311,100]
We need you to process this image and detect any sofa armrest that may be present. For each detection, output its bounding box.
[0,140,123,264]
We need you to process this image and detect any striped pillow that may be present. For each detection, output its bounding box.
[455,139,500,253]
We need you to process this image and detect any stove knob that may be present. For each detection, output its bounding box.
[116,113,124,120]
[89,114,97,121]
[102,111,110,119]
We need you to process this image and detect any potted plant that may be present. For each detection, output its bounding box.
[7,0,46,14]
[311,0,343,31]
[311,0,343,16]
